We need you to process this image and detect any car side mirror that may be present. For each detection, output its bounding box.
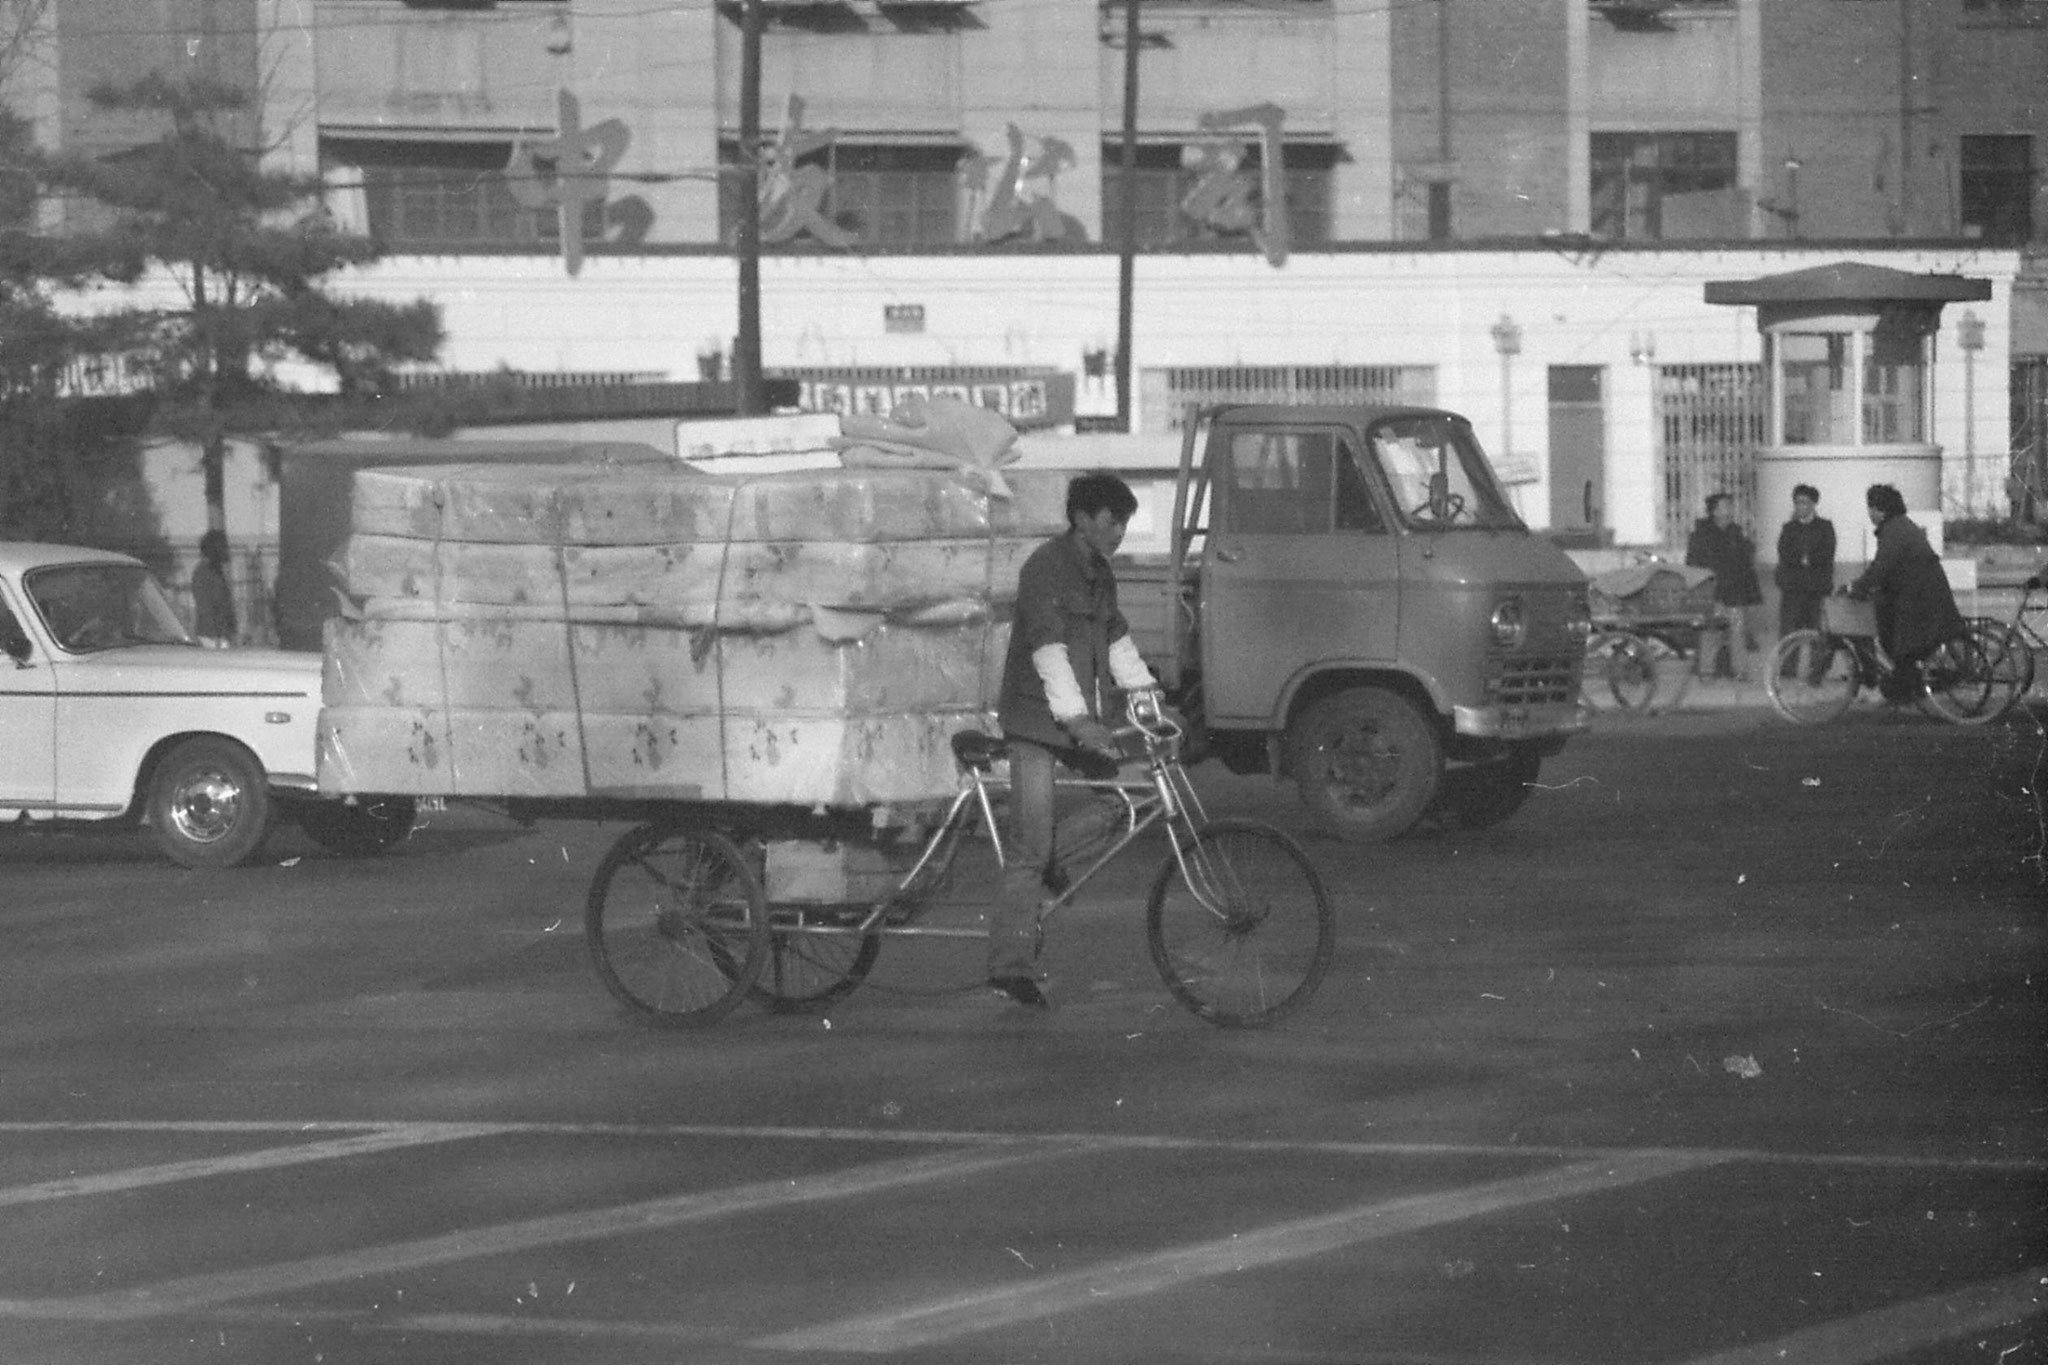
[2,630,31,667]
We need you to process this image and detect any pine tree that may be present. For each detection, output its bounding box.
[44,73,444,532]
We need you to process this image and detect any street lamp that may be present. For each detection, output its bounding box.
[1959,309,1986,515]
[1490,313,1522,460]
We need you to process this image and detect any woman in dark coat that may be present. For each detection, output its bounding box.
[1685,492,1764,680]
[1849,484,1965,701]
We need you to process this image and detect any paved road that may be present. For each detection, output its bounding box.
[0,703,2041,1364]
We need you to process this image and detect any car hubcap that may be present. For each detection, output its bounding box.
[170,769,243,844]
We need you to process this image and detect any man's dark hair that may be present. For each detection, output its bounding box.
[1704,492,1733,514]
[1067,472,1139,525]
[200,529,229,562]
[1865,484,1907,518]
[1792,484,1819,503]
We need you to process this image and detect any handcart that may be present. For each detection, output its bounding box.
[514,697,1335,1030]
[1584,562,1717,713]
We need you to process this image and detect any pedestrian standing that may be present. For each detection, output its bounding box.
[192,529,237,648]
[991,472,1159,1010]
[1685,492,1763,681]
[1773,483,1836,636]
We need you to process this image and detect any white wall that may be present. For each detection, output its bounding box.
[82,245,2026,552]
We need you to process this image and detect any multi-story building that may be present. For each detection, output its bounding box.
[6,0,2045,550]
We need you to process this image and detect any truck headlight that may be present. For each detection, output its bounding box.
[1564,594,1593,641]
[1490,598,1527,649]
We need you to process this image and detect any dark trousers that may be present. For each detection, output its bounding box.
[1779,588,1825,637]
[989,738,1124,981]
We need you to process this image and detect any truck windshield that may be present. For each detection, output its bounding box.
[1371,416,1523,531]
[25,563,197,653]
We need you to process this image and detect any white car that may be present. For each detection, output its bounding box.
[0,541,413,867]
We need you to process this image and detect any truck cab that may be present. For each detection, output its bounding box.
[1131,404,1590,840]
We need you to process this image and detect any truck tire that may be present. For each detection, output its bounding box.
[1287,687,1442,843]
[146,736,273,869]
[296,796,417,857]
[1429,745,1541,831]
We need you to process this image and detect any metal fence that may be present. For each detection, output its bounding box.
[1138,365,1437,435]
[1657,362,1765,549]
[2013,355,2048,524]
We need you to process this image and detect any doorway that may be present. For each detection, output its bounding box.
[1548,365,1606,544]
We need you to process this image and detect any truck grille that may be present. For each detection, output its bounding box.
[1488,655,1580,707]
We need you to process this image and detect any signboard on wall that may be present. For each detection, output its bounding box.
[773,369,1077,431]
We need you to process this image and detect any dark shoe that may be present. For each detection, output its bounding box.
[987,976,1051,1010]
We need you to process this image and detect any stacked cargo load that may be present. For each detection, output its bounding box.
[316,400,1067,808]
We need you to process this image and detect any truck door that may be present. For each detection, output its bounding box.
[1199,424,1400,724]
[0,586,57,812]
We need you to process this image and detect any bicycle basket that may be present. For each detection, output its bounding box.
[1821,596,1877,637]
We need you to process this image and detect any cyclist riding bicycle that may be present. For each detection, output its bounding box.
[1848,483,1965,704]
[991,471,1161,1010]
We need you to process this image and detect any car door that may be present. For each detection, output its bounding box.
[0,584,57,811]
[1198,423,1401,724]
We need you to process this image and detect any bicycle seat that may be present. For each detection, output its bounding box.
[950,729,1007,772]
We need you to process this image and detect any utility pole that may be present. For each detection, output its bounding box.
[1114,0,1140,431]
[735,0,765,414]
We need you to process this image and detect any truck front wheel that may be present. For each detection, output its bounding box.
[1287,687,1442,842]
[146,736,273,869]
[1429,745,1541,831]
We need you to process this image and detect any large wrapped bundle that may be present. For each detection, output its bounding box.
[317,455,1066,807]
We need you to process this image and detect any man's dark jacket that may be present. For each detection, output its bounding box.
[1685,518,1763,607]
[1774,516,1837,596]
[997,531,1131,751]
[1851,513,1965,659]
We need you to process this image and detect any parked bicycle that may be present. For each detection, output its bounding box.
[1968,573,2044,701]
[1765,594,2026,726]
[583,695,1336,1029]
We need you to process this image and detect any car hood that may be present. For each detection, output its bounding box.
[53,645,321,696]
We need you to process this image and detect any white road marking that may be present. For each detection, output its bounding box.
[0,1124,498,1208]
[0,1139,1095,1323]
[754,1148,1731,1354]
[0,1119,2035,1173]
[1674,1267,2047,1365]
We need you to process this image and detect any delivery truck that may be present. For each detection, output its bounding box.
[1119,404,1591,841]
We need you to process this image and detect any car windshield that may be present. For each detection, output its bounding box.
[25,562,196,653]
[1371,415,1524,531]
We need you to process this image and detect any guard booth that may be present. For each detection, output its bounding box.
[1703,262,1991,584]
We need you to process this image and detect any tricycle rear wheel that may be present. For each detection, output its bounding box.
[585,824,769,1027]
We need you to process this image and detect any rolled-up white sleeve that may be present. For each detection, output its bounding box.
[1031,643,1089,722]
[1108,635,1157,692]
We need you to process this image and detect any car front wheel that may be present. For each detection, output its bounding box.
[146,737,273,869]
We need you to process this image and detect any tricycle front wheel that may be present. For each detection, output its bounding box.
[1146,819,1333,1028]
[585,824,769,1027]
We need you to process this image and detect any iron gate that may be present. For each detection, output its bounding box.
[1139,365,1436,435]
[1657,363,1765,550]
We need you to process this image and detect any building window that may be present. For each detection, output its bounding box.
[1778,331,1850,446]
[323,138,568,248]
[718,142,962,248]
[1101,143,1336,250]
[1590,132,1739,239]
[1960,135,2035,243]
[1863,328,1925,445]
